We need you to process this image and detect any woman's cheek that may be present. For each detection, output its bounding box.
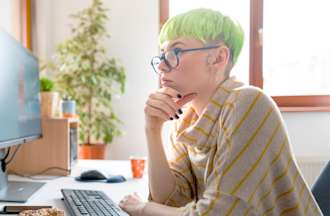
[176,58,201,91]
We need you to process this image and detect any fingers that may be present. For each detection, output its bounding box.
[145,88,182,121]
[144,105,170,120]
[157,87,182,99]
[119,195,129,208]
[176,93,198,107]
[150,93,180,110]
[147,97,180,119]
[132,192,142,200]
[145,86,197,122]
[119,193,142,208]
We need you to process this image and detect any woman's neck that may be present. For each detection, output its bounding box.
[191,76,228,116]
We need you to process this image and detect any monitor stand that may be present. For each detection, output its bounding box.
[0,149,45,203]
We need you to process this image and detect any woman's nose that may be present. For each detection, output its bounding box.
[157,60,170,73]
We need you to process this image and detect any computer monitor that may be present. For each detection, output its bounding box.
[0,30,45,202]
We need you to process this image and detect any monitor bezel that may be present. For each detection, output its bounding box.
[0,29,42,149]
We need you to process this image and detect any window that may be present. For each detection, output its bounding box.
[160,0,330,112]
[263,0,330,96]
[251,0,330,111]
[0,0,32,50]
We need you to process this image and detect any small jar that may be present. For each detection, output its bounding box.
[61,98,76,118]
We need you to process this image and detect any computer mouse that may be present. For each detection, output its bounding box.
[78,170,108,181]
[106,175,126,183]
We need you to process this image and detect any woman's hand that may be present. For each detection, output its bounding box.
[119,192,146,216]
[144,87,182,130]
[144,87,196,130]
[120,194,183,216]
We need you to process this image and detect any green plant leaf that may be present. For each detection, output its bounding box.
[52,0,126,145]
[40,77,55,92]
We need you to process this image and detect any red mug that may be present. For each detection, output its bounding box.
[130,157,146,178]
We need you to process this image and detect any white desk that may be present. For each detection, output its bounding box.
[1,160,149,215]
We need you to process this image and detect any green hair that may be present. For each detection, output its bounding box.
[159,8,244,64]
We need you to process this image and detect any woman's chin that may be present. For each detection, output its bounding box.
[163,83,198,98]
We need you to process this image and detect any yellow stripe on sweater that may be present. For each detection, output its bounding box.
[242,139,287,216]
[194,126,212,137]
[232,91,262,135]
[256,156,293,209]
[279,204,299,216]
[211,99,223,109]
[200,168,222,216]
[203,113,216,123]
[182,133,197,143]
[225,198,240,216]
[218,86,231,94]
[171,142,186,157]
[223,107,274,177]
[171,151,188,164]
[262,169,300,215]
[199,156,226,216]
[229,122,281,194]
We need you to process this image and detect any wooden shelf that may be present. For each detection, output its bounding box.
[8,117,79,176]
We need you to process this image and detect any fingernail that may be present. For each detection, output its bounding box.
[169,117,174,120]
[174,114,179,119]
[177,94,182,98]
[178,109,183,114]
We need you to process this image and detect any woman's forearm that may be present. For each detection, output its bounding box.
[145,127,176,203]
[143,201,182,216]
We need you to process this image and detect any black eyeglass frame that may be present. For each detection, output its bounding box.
[151,45,220,74]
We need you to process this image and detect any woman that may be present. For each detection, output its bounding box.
[119,8,323,216]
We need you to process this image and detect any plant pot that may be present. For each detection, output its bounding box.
[40,92,59,118]
[78,143,108,159]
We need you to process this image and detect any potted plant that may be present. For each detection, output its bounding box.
[40,77,59,118]
[53,0,126,159]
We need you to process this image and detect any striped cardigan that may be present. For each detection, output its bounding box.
[152,76,323,215]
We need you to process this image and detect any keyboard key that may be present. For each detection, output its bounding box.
[61,189,129,216]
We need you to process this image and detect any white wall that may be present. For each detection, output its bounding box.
[283,112,330,159]
[34,0,330,160]
[34,0,160,160]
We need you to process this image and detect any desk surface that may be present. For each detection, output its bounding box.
[1,160,149,215]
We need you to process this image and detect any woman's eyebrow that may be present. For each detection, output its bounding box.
[161,41,185,52]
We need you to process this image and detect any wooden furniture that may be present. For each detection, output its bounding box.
[8,117,78,176]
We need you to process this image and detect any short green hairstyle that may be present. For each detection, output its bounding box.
[159,8,244,65]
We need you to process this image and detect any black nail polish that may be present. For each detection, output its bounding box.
[178,109,183,114]
[177,94,182,98]
[174,114,179,119]
[170,117,174,120]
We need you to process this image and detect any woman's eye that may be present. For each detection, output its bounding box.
[173,47,182,53]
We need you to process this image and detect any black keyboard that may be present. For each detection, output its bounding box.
[61,189,129,216]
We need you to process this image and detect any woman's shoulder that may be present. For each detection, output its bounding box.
[226,84,278,114]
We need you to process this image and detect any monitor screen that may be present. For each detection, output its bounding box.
[0,30,41,148]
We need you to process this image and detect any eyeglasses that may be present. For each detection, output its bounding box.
[151,45,220,75]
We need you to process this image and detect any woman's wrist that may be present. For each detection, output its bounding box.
[140,201,181,216]
[140,201,148,216]
[145,125,162,134]
[141,202,154,216]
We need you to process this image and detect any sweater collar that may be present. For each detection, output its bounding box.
[175,76,244,150]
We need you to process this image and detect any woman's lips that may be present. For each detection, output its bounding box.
[160,79,173,86]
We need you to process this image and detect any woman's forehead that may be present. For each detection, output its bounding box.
[160,38,203,51]
[160,40,185,52]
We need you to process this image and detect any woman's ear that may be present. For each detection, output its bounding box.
[206,54,217,65]
[212,46,230,69]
